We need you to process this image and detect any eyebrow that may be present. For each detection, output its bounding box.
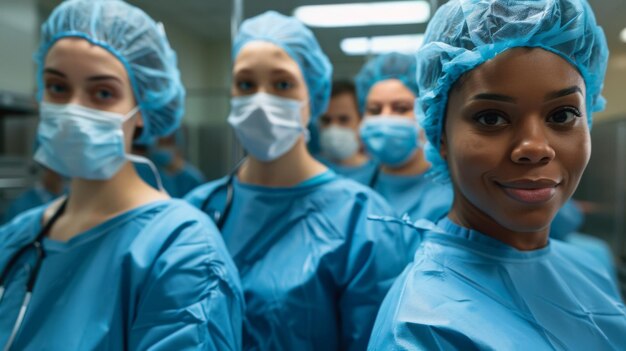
[87,75,123,84]
[43,68,66,77]
[270,68,296,77]
[472,93,516,103]
[545,86,583,101]
[43,68,122,84]
[470,85,583,103]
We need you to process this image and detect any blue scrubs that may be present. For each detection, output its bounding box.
[0,199,243,350]
[2,184,61,224]
[135,162,205,198]
[317,156,378,186]
[185,170,408,351]
[368,217,626,350]
[373,172,452,222]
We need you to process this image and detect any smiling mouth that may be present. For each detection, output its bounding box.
[496,179,560,204]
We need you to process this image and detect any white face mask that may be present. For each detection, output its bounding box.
[227,92,308,162]
[319,126,359,162]
[35,102,164,190]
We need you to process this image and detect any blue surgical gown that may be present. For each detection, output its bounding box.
[317,156,379,186]
[373,172,452,223]
[368,217,626,350]
[135,162,205,198]
[2,184,61,224]
[0,199,244,350]
[185,170,408,351]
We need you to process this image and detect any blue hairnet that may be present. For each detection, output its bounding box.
[355,52,418,114]
[35,0,185,144]
[232,11,332,122]
[416,0,609,182]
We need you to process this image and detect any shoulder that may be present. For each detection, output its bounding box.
[0,204,46,245]
[320,177,394,212]
[183,176,229,208]
[550,239,620,297]
[135,199,242,294]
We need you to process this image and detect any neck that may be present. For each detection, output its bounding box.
[65,162,167,216]
[381,149,430,176]
[448,192,549,251]
[239,138,327,187]
[338,152,369,167]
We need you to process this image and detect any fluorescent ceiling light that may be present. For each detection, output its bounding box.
[294,1,430,28]
[621,28,626,43]
[341,34,424,56]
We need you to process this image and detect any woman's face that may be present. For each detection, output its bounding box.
[232,41,310,125]
[364,79,415,118]
[43,38,140,152]
[443,48,589,240]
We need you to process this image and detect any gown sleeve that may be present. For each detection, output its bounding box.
[337,191,410,351]
[128,217,244,351]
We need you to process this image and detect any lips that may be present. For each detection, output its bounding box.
[496,179,560,204]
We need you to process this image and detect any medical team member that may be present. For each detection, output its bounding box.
[369,0,626,349]
[357,53,452,223]
[186,11,407,351]
[0,1,243,350]
[317,81,377,184]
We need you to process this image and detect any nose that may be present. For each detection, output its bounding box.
[510,119,555,164]
[380,104,394,116]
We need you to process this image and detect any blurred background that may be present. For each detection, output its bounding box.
[1,0,625,293]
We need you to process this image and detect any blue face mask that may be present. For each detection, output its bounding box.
[360,116,420,167]
[34,102,158,182]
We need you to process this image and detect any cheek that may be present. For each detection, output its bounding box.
[555,128,591,185]
[448,131,504,187]
[121,118,138,151]
[300,104,310,126]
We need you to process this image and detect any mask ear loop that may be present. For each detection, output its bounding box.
[124,106,166,194]
[127,154,166,193]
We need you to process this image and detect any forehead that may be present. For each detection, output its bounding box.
[368,79,416,101]
[44,37,128,79]
[453,48,585,99]
[328,92,357,109]
[233,41,302,77]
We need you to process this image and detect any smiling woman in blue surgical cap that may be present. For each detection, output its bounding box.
[0,1,243,350]
[185,10,407,351]
[368,0,626,349]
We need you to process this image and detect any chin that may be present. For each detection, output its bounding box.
[491,208,556,234]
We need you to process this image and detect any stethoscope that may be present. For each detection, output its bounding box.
[368,166,382,188]
[0,199,67,351]
[200,158,245,230]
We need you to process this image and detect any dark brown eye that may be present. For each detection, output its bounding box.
[548,107,581,124]
[475,112,508,126]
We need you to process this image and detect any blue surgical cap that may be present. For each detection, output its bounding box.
[36,0,185,144]
[417,0,609,182]
[232,11,333,122]
[355,52,418,114]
